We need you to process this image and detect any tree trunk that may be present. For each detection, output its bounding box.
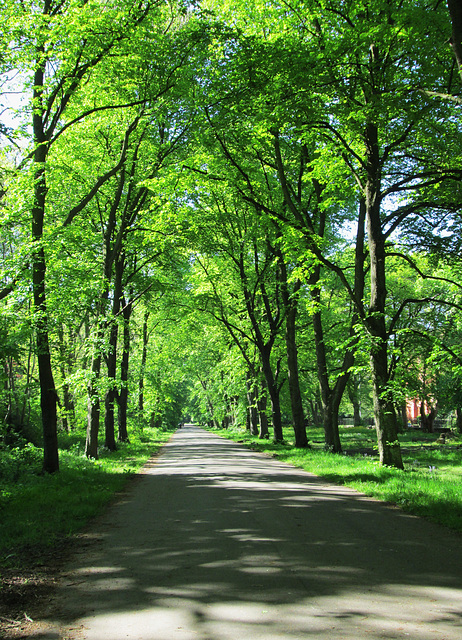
[246,374,259,436]
[278,258,308,448]
[138,310,149,415]
[257,382,269,439]
[32,58,59,474]
[104,345,118,450]
[456,406,462,433]
[238,249,283,441]
[370,342,402,467]
[104,256,124,451]
[85,354,101,459]
[448,0,462,77]
[57,326,75,432]
[398,404,408,431]
[420,403,437,433]
[260,348,283,441]
[348,377,362,427]
[365,119,403,469]
[311,296,342,453]
[285,297,308,446]
[118,295,132,442]
[309,396,323,428]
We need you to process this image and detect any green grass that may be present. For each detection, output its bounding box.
[0,427,173,569]
[206,425,462,535]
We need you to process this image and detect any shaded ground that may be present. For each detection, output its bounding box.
[3,425,462,639]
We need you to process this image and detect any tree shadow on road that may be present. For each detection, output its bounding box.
[41,426,462,640]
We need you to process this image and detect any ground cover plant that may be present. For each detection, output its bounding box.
[205,424,462,535]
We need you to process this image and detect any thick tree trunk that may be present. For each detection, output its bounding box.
[365,123,403,468]
[118,296,132,442]
[32,60,59,474]
[370,342,402,467]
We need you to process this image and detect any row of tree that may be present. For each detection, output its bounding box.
[1,0,462,472]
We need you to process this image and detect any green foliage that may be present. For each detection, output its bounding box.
[0,0,462,541]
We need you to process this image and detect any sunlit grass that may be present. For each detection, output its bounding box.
[208,424,462,534]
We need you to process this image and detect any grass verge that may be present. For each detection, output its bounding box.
[205,425,462,535]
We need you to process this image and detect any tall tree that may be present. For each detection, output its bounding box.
[7,0,162,471]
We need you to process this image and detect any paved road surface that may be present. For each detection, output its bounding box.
[45,425,461,639]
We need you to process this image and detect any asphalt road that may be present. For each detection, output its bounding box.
[44,424,462,639]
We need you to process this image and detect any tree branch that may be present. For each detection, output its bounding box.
[62,117,139,227]
[386,251,462,290]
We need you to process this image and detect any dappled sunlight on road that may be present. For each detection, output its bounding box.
[50,425,462,640]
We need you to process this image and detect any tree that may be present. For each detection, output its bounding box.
[187,203,287,441]
[4,0,165,471]
[203,0,462,467]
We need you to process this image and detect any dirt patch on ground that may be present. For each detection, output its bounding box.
[0,534,102,638]
[1,557,61,638]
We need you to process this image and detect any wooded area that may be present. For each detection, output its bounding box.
[2,0,462,473]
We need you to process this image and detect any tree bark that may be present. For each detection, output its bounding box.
[138,310,149,415]
[364,120,404,469]
[284,290,308,446]
[57,325,76,432]
[310,279,342,453]
[85,353,102,459]
[456,406,462,433]
[308,394,323,428]
[257,381,269,439]
[420,403,436,433]
[259,347,283,441]
[278,256,308,448]
[118,294,133,442]
[104,256,124,450]
[85,286,109,458]
[238,250,284,442]
[32,53,59,473]
[448,0,462,76]
[246,373,259,436]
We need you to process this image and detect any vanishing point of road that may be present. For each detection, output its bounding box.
[44,425,461,639]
